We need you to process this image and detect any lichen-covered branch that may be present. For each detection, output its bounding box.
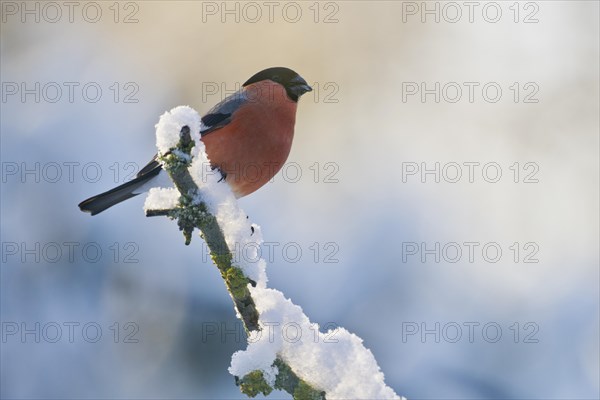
[145,125,324,399]
[235,358,325,399]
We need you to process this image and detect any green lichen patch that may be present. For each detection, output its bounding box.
[225,266,251,299]
[238,370,273,397]
[293,381,326,400]
[273,358,325,400]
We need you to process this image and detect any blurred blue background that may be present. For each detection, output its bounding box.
[1,1,598,399]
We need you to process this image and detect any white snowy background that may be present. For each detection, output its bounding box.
[1,1,598,399]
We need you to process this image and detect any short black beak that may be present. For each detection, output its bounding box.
[290,75,312,97]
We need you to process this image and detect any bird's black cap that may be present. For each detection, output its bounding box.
[243,67,312,102]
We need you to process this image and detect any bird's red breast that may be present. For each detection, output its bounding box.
[201,80,298,197]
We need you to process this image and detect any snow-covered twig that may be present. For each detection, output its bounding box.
[144,106,402,400]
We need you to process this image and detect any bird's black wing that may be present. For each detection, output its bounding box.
[200,88,248,136]
[138,88,249,174]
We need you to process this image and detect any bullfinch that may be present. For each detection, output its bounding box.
[78,67,312,215]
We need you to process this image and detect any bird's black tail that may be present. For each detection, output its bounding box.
[78,168,160,215]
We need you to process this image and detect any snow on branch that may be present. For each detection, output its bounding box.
[144,106,403,399]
